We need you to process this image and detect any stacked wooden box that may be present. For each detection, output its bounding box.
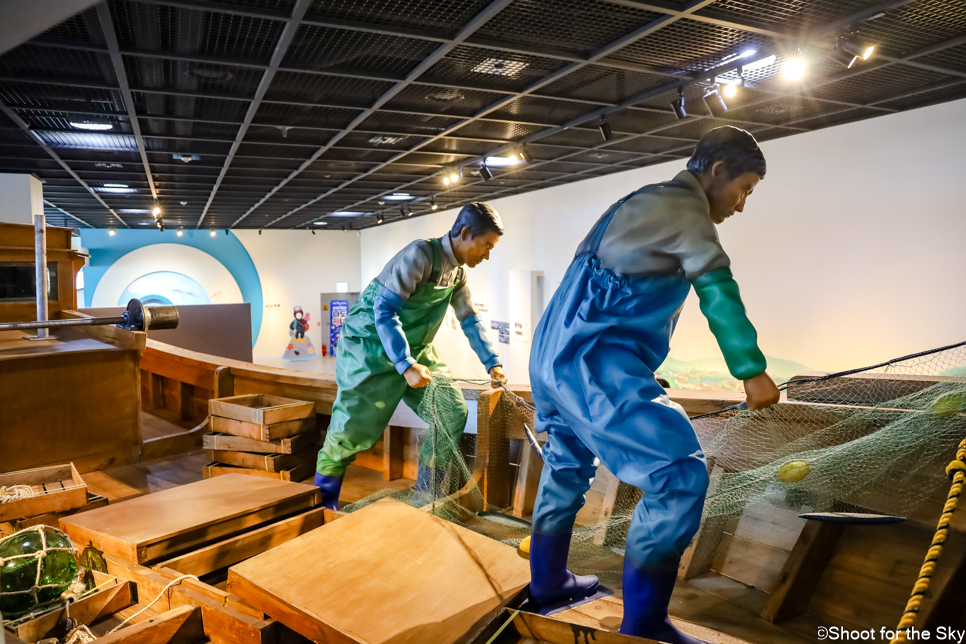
[0,463,108,537]
[203,394,319,482]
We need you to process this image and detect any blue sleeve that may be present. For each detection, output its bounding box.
[373,286,416,375]
[460,313,502,371]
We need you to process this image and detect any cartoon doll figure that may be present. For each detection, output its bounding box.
[282,306,317,361]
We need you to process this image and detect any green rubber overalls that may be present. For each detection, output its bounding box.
[316,239,469,476]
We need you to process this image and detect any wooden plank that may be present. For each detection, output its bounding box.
[382,426,404,482]
[511,439,543,519]
[141,349,218,391]
[713,533,789,593]
[214,366,234,398]
[210,395,315,427]
[94,605,206,644]
[210,416,315,442]
[60,311,146,352]
[14,580,136,643]
[469,608,657,644]
[227,498,530,644]
[206,450,314,474]
[144,371,164,411]
[60,475,320,564]
[760,520,845,623]
[0,463,87,521]
[203,463,314,483]
[202,432,316,456]
[142,419,209,462]
[157,507,326,577]
[479,390,512,509]
[12,493,109,531]
[104,554,179,614]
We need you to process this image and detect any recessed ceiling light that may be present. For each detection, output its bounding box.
[94,186,137,193]
[172,154,200,163]
[70,121,112,131]
[369,135,406,145]
[471,58,528,76]
[329,211,366,217]
[426,89,465,102]
[484,155,522,168]
[313,221,328,225]
[120,208,151,213]
[383,193,413,201]
[103,183,128,188]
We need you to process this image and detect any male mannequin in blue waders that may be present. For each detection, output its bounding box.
[314,203,507,509]
[527,126,781,642]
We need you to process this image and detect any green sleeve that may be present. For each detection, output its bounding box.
[691,267,767,381]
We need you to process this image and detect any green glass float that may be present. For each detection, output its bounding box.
[0,526,82,619]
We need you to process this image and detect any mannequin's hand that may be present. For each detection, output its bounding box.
[743,371,780,411]
[404,364,432,388]
[489,366,507,388]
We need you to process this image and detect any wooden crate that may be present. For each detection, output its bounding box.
[210,416,315,442]
[0,463,87,522]
[60,474,320,563]
[206,448,316,474]
[203,462,314,483]
[202,431,317,455]
[211,394,314,426]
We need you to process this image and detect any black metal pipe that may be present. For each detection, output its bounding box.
[0,316,126,332]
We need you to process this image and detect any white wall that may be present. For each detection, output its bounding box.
[235,230,362,360]
[0,173,43,225]
[360,98,966,383]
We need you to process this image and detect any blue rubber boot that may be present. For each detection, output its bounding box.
[413,461,446,506]
[619,561,708,644]
[313,472,343,511]
[528,532,599,609]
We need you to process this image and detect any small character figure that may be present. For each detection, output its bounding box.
[282,306,318,361]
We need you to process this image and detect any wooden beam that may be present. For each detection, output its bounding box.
[383,425,404,481]
[143,370,163,411]
[478,389,512,509]
[156,507,326,577]
[760,519,845,622]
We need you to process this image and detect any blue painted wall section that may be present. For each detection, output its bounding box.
[79,229,263,346]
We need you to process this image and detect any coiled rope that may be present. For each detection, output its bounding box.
[890,436,966,644]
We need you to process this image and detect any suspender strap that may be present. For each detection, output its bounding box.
[427,238,443,285]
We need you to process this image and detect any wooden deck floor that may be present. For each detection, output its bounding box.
[79,411,814,644]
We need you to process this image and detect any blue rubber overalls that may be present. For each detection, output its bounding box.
[529,182,711,572]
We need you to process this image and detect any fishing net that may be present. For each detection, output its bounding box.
[341,341,966,590]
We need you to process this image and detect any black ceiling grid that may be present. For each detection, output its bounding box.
[1,0,965,229]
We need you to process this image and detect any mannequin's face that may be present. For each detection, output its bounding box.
[453,228,501,267]
[295,312,303,319]
[702,160,762,224]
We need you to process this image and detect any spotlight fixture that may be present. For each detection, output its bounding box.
[722,82,738,98]
[702,86,728,117]
[479,163,493,181]
[108,228,116,236]
[400,203,412,217]
[177,228,184,237]
[784,57,806,80]
[225,229,229,235]
[430,196,438,211]
[152,206,162,217]
[598,116,613,142]
[831,37,875,68]
[311,229,316,235]
[258,229,262,235]
[210,229,216,237]
[442,167,461,185]
[842,39,875,61]
[830,41,858,67]
[519,146,534,164]
[671,88,687,120]
[376,214,384,225]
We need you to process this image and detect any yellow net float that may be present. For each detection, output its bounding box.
[777,460,811,483]
[519,535,530,554]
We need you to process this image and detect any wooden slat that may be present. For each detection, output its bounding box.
[206,450,314,474]
[210,416,315,442]
[202,432,316,456]
[210,395,315,426]
[382,426,404,481]
[203,463,314,482]
[511,439,543,519]
[94,605,206,644]
[158,507,326,577]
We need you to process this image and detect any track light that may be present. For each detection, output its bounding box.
[479,163,493,181]
[431,196,438,211]
[842,39,875,61]
[258,229,262,235]
[225,229,229,235]
[442,166,461,185]
[400,203,412,217]
[376,214,384,225]
[702,86,728,117]
[311,229,316,235]
[830,41,858,68]
[210,229,216,237]
[784,57,806,80]
[108,228,116,236]
[722,82,738,98]
[519,146,533,164]
[152,206,162,217]
[598,116,613,142]
[177,228,183,237]
[671,88,687,119]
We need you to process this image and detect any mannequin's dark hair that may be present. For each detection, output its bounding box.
[450,202,504,238]
[686,126,767,178]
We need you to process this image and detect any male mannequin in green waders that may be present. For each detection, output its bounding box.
[314,203,507,509]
